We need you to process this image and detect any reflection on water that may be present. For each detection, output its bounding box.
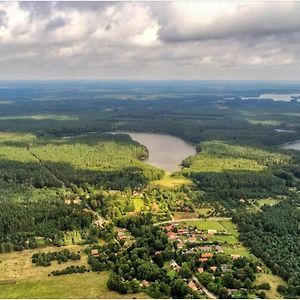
[124,132,196,173]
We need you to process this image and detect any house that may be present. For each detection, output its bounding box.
[175,265,181,272]
[207,229,217,235]
[228,289,238,296]
[155,251,162,256]
[201,234,208,241]
[176,239,184,249]
[231,254,241,260]
[239,198,245,203]
[188,235,197,243]
[73,197,81,205]
[215,245,224,253]
[133,191,140,196]
[210,266,217,273]
[199,257,208,263]
[185,249,195,255]
[170,260,179,268]
[256,266,262,272]
[188,281,198,291]
[64,199,71,205]
[198,267,204,273]
[140,280,150,288]
[201,253,214,258]
[199,245,212,252]
[167,232,177,240]
[178,229,189,235]
[94,220,104,227]
[164,225,174,232]
[91,249,99,257]
[117,231,125,237]
[221,264,230,273]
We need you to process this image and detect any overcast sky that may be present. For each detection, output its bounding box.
[1,1,300,80]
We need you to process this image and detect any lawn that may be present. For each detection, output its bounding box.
[0,272,148,299]
[209,234,239,245]
[222,245,252,258]
[218,221,239,237]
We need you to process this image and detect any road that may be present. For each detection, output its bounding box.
[192,275,217,299]
[154,217,232,226]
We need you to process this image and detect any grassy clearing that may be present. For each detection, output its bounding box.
[195,208,212,216]
[0,272,148,299]
[150,175,192,189]
[0,245,86,281]
[257,197,280,207]
[172,211,198,219]
[255,273,286,299]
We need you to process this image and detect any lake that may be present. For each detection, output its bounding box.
[242,93,300,101]
[281,140,300,151]
[123,132,196,173]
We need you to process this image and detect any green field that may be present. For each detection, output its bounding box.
[255,273,286,299]
[0,245,147,299]
[0,272,147,299]
[210,234,239,245]
[181,219,227,231]
[219,221,239,237]
[222,245,252,258]
[150,175,192,189]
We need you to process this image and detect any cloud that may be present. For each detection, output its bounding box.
[0,1,300,80]
[157,2,300,43]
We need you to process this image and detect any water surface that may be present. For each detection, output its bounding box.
[124,132,196,173]
[281,140,300,151]
[243,93,300,101]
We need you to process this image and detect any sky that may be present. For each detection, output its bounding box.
[1,1,300,80]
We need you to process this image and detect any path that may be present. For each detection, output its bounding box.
[27,147,66,188]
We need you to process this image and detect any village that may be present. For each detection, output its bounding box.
[87,216,265,299]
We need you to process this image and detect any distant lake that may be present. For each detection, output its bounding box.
[123,132,196,173]
[281,140,300,151]
[242,93,300,102]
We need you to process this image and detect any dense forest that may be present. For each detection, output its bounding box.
[234,197,300,297]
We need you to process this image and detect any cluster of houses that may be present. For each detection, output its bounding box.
[161,223,228,254]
